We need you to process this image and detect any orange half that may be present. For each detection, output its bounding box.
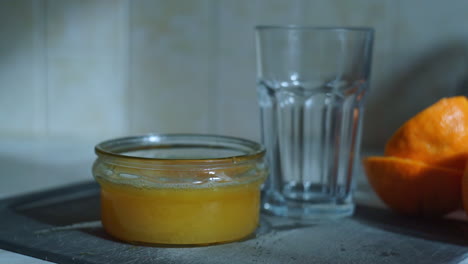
[363,156,463,216]
[385,96,468,170]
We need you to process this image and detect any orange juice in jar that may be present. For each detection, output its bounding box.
[92,134,267,245]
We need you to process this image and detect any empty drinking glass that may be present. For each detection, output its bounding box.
[256,26,374,218]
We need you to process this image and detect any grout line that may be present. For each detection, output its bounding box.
[31,0,48,138]
[44,0,49,137]
[212,0,221,135]
[121,0,131,136]
[125,0,132,135]
[296,0,305,24]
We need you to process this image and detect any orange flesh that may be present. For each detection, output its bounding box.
[99,179,262,245]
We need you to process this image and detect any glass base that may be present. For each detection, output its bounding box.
[262,191,355,219]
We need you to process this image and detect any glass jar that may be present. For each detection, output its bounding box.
[92,134,267,245]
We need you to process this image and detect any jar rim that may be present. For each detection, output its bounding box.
[95,133,266,165]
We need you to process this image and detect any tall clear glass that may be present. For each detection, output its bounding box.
[256,26,374,218]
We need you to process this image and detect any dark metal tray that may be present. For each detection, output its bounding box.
[1,181,467,264]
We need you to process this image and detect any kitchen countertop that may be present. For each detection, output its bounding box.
[0,249,53,264]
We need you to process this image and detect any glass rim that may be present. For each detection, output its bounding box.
[255,25,374,33]
[95,133,266,165]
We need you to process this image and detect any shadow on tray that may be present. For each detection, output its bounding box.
[10,182,117,242]
[354,204,468,247]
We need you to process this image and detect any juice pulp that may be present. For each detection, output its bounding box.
[99,179,262,245]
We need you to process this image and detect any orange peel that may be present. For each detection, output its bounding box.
[363,156,462,216]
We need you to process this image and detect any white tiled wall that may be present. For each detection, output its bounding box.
[368,0,468,146]
[0,1,46,137]
[1,0,468,148]
[46,0,129,138]
[129,0,217,135]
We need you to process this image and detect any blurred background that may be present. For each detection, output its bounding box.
[1,0,468,196]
